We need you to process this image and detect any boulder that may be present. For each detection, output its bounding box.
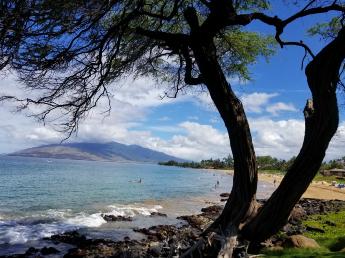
[201,205,223,214]
[284,235,320,248]
[101,214,133,222]
[40,246,60,255]
[149,212,167,217]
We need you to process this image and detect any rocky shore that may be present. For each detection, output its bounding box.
[3,197,345,258]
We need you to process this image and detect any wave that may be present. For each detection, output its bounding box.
[0,203,163,245]
[106,204,163,217]
[0,220,77,245]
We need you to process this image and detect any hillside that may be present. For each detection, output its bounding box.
[8,142,186,163]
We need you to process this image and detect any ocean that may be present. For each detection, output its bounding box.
[0,156,274,255]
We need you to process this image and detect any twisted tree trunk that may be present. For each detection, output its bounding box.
[181,13,258,257]
[242,26,345,246]
[183,22,345,258]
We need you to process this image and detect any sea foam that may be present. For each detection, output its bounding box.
[106,204,163,217]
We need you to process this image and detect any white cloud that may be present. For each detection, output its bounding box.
[266,102,298,116]
[240,92,278,113]
[326,122,345,160]
[140,121,231,161]
[249,118,305,159]
[1,74,345,162]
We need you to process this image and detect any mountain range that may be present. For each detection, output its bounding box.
[8,142,186,163]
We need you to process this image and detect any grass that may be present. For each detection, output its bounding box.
[303,211,345,251]
[263,211,345,257]
[264,248,345,258]
[313,174,345,184]
[258,170,345,184]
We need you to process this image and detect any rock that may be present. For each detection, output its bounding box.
[101,214,133,222]
[201,205,223,214]
[147,242,163,257]
[177,215,211,230]
[289,205,307,223]
[49,231,87,246]
[325,220,336,226]
[282,223,305,235]
[40,246,60,255]
[25,247,39,255]
[150,212,167,217]
[220,198,228,202]
[284,235,320,248]
[305,225,325,233]
[64,248,88,257]
[220,193,230,198]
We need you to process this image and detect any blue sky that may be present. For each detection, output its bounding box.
[0,2,345,161]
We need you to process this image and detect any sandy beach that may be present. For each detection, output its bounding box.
[203,168,345,201]
[259,173,345,201]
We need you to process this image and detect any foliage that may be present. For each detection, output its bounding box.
[159,156,234,169]
[308,16,344,40]
[0,0,276,134]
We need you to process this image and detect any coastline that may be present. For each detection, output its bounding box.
[2,163,345,257]
[202,168,345,201]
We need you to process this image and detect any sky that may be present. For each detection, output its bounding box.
[0,2,345,161]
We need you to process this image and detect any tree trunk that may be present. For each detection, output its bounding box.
[242,26,345,246]
[181,23,258,256]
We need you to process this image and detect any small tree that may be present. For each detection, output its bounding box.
[0,1,345,257]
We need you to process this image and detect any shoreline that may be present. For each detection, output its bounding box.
[202,167,345,201]
[5,197,345,257]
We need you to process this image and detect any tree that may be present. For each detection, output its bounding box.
[0,1,345,257]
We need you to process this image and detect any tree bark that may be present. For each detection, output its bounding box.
[242,26,345,245]
[181,14,258,256]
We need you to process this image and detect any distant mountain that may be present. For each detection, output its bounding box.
[8,142,186,163]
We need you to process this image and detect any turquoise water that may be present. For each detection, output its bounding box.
[0,156,273,255]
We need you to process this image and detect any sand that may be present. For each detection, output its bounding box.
[204,168,345,201]
[259,173,345,201]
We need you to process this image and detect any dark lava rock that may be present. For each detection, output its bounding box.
[147,243,163,257]
[40,246,60,255]
[101,214,133,222]
[325,220,336,226]
[134,225,180,241]
[298,199,345,215]
[48,231,87,246]
[177,215,211,230]
[25,247,39,255]
[305,225,325,233]
[64,248,87,258]
[201,205,223,214]
[150,212,167,217]
[220,192,230,198]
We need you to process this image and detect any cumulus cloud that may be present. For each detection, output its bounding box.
[1,74,345,161]
[249,118,305,159]
[240,92,278,113]
[139,121,230,161]
[266,102,298,116]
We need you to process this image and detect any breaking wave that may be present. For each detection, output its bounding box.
[0,204,163,245]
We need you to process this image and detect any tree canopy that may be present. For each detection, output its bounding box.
[0,0,276,133]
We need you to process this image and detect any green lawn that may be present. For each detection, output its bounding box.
[263,211,345,257]
[313,174,345,184]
